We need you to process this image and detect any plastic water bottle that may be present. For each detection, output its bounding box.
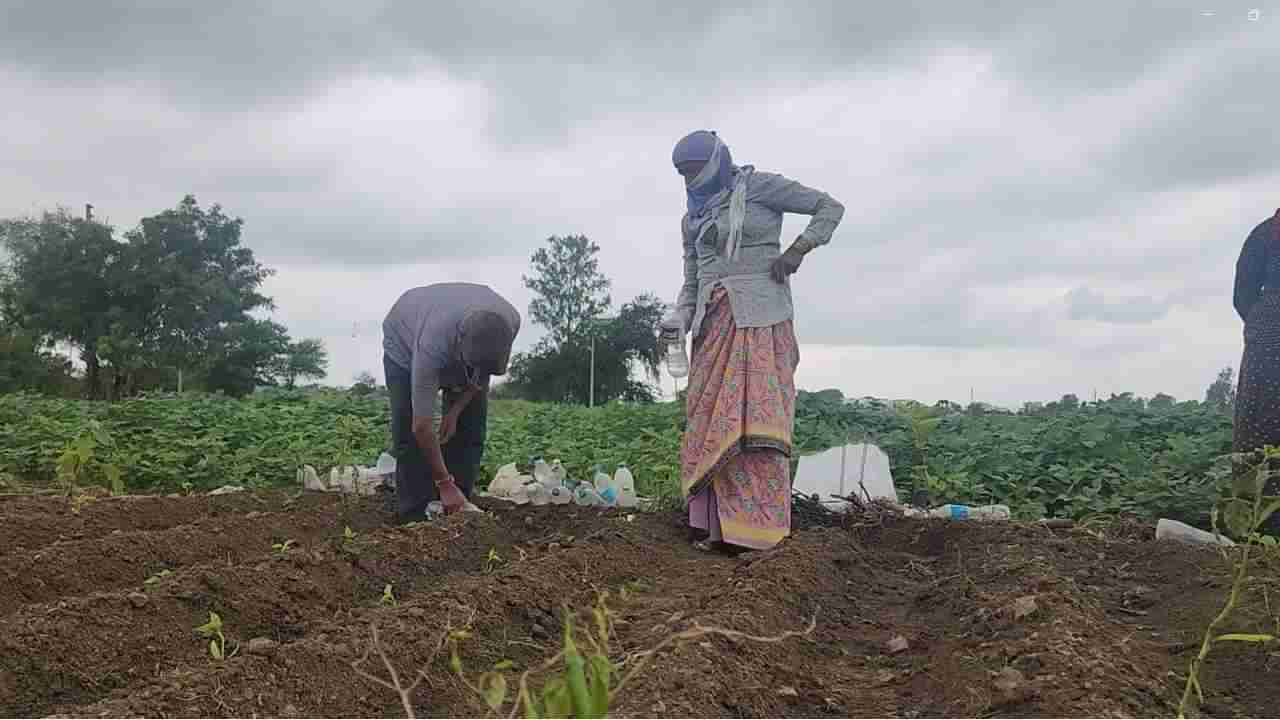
[527,482,550,506]
[924,504,1011,521]
[666,337,689,379]
[598,486,619,506]
[614,464,638,508]
[1156,518,1236,547]
[550,459,567,486]
[574,484,602,506]
[376,452,397,477]
[532,458,552,486]
[549,485,572,505]
[593,466,612,493]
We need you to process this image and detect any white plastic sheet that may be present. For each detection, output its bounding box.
[794,443,897,510]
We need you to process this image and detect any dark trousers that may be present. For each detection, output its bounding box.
[384,354,488,519]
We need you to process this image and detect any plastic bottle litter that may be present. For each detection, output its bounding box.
[509,483,531,505]
[527,482,550,506]
[614,464,638,508]
[905,504,1011,521]
[549,485,572,504]
[489,463,522,498]
[532,458,552,486]
[550,459,568,486]
[573,484,602,506]
[298,465,323,491]
[598,485,619,506]
[593,466,612,493]
[1156,518,1236,547]
[376,452,397,477]
[666,336,689,379]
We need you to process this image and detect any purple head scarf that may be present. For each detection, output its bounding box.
[672,130,734,217]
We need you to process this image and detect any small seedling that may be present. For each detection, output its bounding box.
[180,481,194,496]
[144,569,173,586]
[380,583,398,607]
[484,548,503,574]
[272,539,297,556]
[194,611,236,661]
[343,525,357,543]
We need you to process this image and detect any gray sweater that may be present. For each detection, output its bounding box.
[675,167,844,337]
[382,283,521,418]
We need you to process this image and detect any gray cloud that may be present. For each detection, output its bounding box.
[1065,287,1172,325]
[1,1,1273,402]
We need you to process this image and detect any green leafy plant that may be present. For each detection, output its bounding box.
[194,611,236,661]
[449,594,815,719]
[54,420,124,503]
[1178,447,1280,717]
[144,569,173,586]
[483,548,503,574]
[272,539,296,556]
[380,583,398,608]
[894,401,943,499]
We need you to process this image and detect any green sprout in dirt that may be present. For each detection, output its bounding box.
[194,611,237,661]
[55,421,124,510]
[272,539,297,556]
[380,583,398,608]
[1178,446,1280,718]
[447,593,817,719]
[144,569,173,586]
[483,548,503,574]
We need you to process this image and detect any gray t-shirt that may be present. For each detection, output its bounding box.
[382,283,521,418]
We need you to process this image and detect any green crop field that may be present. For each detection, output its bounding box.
[0,389,1233,526]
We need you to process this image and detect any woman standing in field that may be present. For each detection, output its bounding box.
[661,130,844,552]
[1233,208,1280,517]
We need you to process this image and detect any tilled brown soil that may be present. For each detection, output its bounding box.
[2,490,1279,718]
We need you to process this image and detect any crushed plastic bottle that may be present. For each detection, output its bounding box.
[527,482,550,506]
[376,452,397,477]
[593,466,612,493]
[573,483,601,506]
[532,457,552,486]
[615,464,638,508]
[1156,518,1236,547]
[598,485,619,506]
[489,463,522,498]
[906,504,1011,521]
[549,485,572,505]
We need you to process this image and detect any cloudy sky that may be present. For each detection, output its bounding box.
[2,1,1276,407]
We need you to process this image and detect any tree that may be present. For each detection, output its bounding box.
[0,211,121,397]
[351,371,378,396]
[503,294,668,405]
[277,339,328,388]
[111,196,274,390]
[1059,394,1081,411]
[1,198,278,399]
[1149,393,1176,410]
[0,328,76,396]
[522,235,611,347]
[200,319,290,397]
[1205,367,1236,414]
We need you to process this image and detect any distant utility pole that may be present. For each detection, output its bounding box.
[84,204,93,221]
